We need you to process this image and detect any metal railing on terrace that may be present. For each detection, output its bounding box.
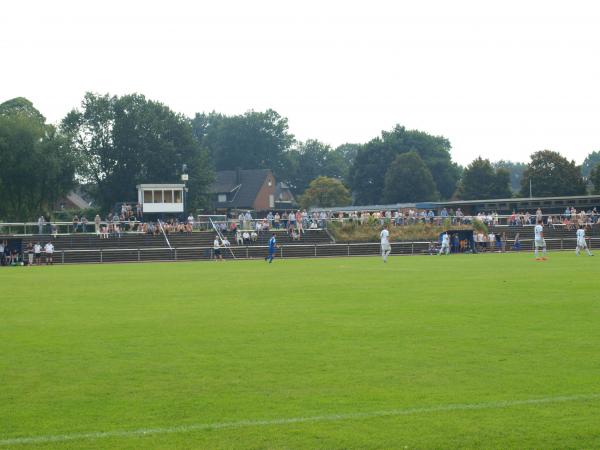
[1,211,599,236]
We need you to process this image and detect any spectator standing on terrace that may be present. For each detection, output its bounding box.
[0,240,4,265]
[295,211,303,234]
[536,208,543,224]
[94,214,101,235]
[380,225,391,263]
[112,215,121,238]
[455,208,463,224]
[427,210,435,224]
[274,212,280,229]
[320,211,328,227]
[236,230,243,245]
[81,216,88,233]
[44,241,54,265]
[72,215,79,233]
[37,216,45,234]
[301,210,308,227]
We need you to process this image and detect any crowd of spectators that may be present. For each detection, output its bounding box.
[508,207,599,229]
[23,204,600,243]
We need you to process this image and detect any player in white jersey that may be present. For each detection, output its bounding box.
[380,226,391,262]
[439,232,450,255]
[534,220,547,260]
[575,226,593,256]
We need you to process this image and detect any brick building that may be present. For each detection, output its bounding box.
[211,169,278,213]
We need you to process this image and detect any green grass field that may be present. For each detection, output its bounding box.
[2,253,600,449]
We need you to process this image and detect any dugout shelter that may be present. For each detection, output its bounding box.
[439,229,476,253]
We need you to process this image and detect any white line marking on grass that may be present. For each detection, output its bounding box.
[2,393,599,446]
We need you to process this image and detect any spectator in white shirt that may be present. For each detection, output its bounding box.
[44,242,54,265]
[32,242,42,265]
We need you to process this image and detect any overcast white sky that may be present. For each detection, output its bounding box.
[1,0,599,165]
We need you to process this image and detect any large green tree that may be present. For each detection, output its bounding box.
[457,157,512,200]
[192,109,294,178]
[349,125,459,204]
[285,140,348,194]
[581,151,600,178]
[0,98,76,220]
[492,160,527,192]
[520,150,586,197]
[62,92,212,211]
[298,176,352,209]
[332,143,359,182]
[382,151,438,203]
[589,163,600,194]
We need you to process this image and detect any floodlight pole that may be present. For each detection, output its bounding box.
[529,179,532,198]
[181,167,189,217]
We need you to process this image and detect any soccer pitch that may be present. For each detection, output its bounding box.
[2,253,600,449]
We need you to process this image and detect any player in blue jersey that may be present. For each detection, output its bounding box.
[265,233,277,263]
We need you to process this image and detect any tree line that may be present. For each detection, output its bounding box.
[1,93,600,220]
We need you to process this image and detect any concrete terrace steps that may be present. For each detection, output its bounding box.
[19,230,333,252]
[12,229,434,264]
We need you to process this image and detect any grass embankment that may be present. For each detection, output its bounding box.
[328,220,487,242]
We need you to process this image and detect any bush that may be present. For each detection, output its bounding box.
[328,221,474,243]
